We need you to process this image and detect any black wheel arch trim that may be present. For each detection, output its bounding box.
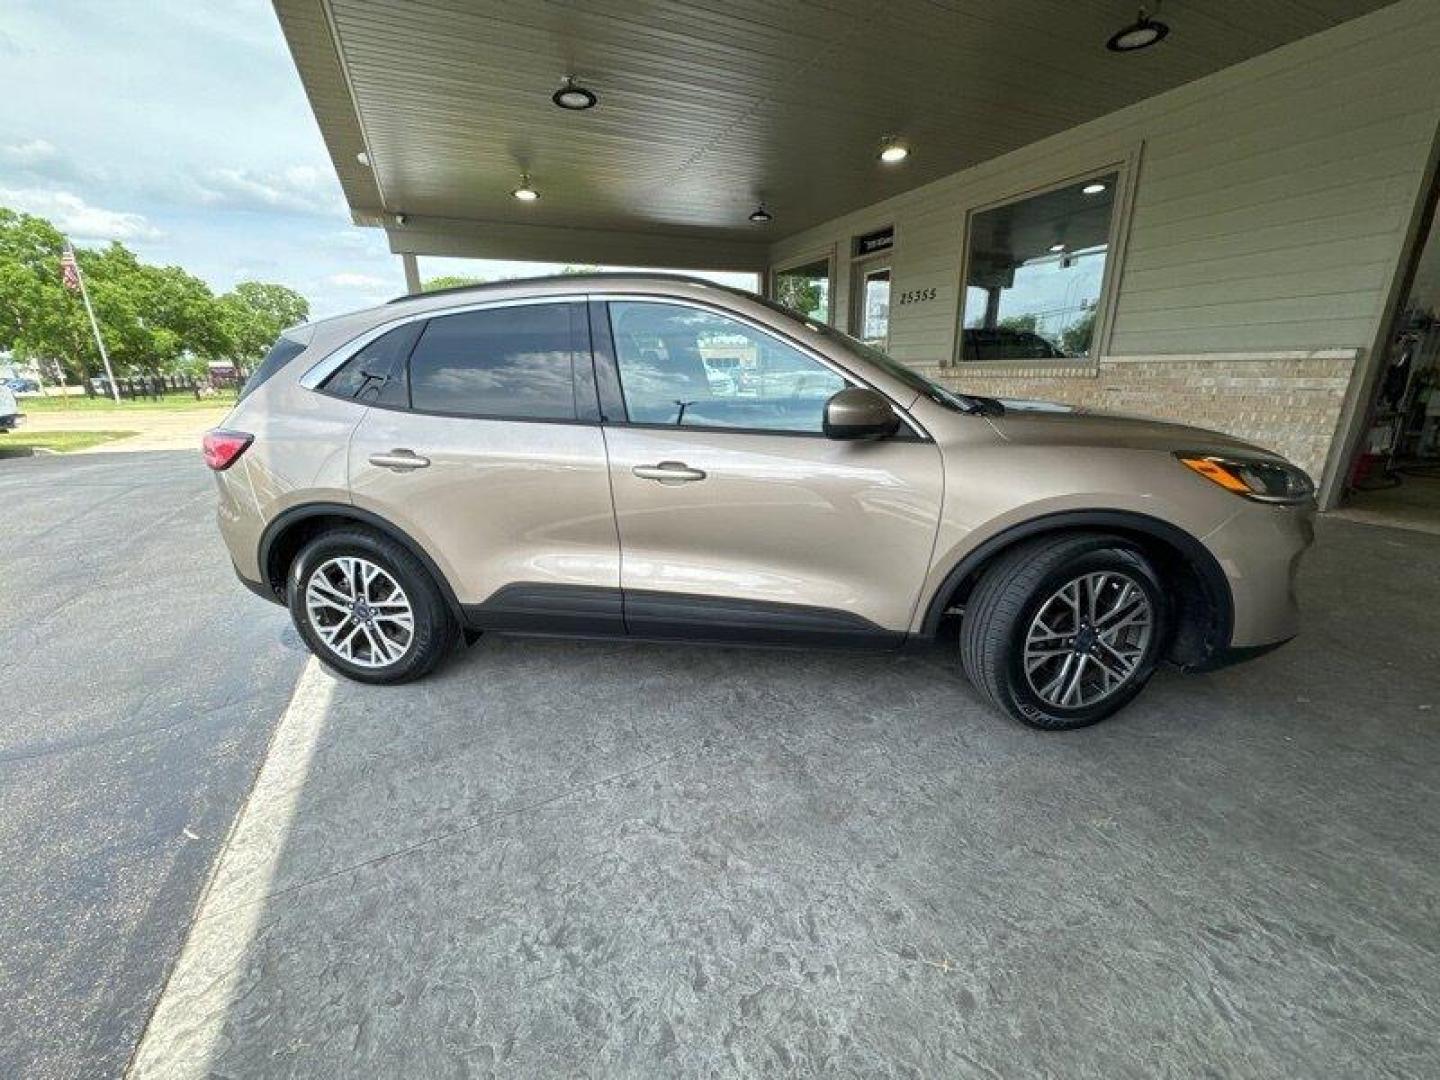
[920,509,1235,652]
[257,502,465,623]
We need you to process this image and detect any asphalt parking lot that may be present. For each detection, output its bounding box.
[0,450,304,1079]
[4,450,1439,1078]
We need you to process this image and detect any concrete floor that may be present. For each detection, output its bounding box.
[1335,472,1440,536]
[130,512,1440,1076]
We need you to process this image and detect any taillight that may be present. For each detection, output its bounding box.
[202,429,253,471]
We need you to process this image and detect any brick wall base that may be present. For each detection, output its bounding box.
[915,350,1360,485]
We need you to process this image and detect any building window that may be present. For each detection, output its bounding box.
[772,257,832,323]
[958,171,1119,362]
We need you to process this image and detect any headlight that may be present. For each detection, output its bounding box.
[1176,453,1314,504]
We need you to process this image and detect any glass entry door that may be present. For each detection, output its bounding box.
[850,261,892,349]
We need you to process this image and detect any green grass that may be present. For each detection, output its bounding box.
[0,430,138,457]
[20,391,236,412]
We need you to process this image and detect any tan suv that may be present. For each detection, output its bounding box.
[205,274,1315,729]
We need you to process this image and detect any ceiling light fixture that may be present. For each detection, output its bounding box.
[1082,181,1108,195]
[552,75,598,111]
[878,138,910,164]
[749,204,773,224]
[512,174,540,201]
[1049,242,1067,253]
[356,151,370,167]
[1106,7,1169,52]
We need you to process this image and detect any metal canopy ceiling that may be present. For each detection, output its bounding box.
[275,0,1395,269]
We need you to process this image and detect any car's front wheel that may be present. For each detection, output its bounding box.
[287,527,457,684]
[959,533,1167,730]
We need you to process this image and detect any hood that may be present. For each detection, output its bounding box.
[982,398,1277,460]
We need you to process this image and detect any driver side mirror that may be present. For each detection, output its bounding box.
[823,387,901,440]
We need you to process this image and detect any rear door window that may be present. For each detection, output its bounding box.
[407,303,583,420]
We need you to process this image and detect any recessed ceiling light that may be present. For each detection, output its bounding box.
[749,204,773,224]
[1106,9,1169,52]
[552,75,598,111]
[512,174,539,201]
[356,151,370,167]
[1049,242,1067,253]
[878,139,910,165]
[1082,182,1107,195]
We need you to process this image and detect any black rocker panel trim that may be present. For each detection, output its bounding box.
[462,583,903,649]
[624,589,902,648]
[462,583,625,635]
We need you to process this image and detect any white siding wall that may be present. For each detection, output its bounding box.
[768,0,1440,364]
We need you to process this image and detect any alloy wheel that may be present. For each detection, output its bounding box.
[1022,571,1154,710]
[304,556,415,668]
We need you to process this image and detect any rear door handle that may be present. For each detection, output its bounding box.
[632,461,706,484]
[368,449,430,471]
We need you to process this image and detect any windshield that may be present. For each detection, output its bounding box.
[742,291,999,415]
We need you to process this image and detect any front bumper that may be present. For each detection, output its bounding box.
[1202,500,1316,648]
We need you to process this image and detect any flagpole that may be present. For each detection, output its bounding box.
[65,240,120,404]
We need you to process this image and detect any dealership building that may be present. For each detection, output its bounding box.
[276,0,1440,510]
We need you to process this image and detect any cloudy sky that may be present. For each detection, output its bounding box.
[0,0,752,320]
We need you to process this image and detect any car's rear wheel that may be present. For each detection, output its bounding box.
[959,533,1167,729]
[287,527,456,684]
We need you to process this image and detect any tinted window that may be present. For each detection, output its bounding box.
[323,322,423,405]
[608,301,845,433]
[238,336,305,401]
[408,304,579,420]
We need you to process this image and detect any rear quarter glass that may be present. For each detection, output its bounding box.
[239,336,307,401]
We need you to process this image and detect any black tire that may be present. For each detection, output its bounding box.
[959,533,1168,730]
[287,526,457,684]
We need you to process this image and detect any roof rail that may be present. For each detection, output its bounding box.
[386,270,729,304]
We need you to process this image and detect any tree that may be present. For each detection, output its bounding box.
[776,275,823,319]
[218,281,310,364]
[999,313,1039,334]
[1060,310,1096,356]
[423,274,485,291]
[0,208,104,383]
[0,203,312,381]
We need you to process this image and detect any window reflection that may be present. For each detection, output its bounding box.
[609,302,845,433]
[408,304,578,419]
[960,173,1117,361]
[773,258,831,323]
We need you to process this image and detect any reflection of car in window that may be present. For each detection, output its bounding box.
[962,327,1067,361]
[701,355,741,396]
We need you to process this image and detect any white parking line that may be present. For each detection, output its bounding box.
[128,657,334,1079]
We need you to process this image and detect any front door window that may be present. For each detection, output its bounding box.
[607,301,845,434]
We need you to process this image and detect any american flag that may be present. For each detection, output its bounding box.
[60,244,81,293]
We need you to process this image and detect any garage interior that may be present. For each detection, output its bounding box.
[1340,185,1440,533]
[113,1,1440,1074]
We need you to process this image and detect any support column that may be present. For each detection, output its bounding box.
[401,252,421,294]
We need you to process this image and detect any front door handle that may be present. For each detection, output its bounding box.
[632,461,707,484]
[369,449,430,472]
